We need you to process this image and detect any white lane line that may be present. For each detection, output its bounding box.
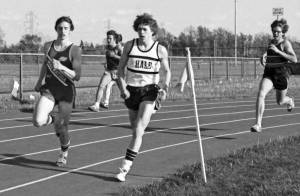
[0,98,285,122]
[0,124,32,130]
[1,111,300,161]
[0,121,299,194]
[0,107,295,144]
[0,102,285,131]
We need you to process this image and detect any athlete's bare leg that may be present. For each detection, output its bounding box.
[128,101,155,152]
[255,78,273,127]
[33,96,55,127]
[55,101,73,146]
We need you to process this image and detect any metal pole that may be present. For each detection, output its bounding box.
[254,59,257,78]
[234,0,237,67]
[226,59,229,80]
[19,53,23,100]
[209,57,212,81]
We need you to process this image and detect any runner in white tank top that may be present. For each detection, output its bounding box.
[126,38,160,86]
[115,13,171,182]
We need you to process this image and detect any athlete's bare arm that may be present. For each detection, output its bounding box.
[53,45,82,81]
[34,42,51,91]
[69,45,82,81]
[107,46,123,60]
[117,40,132,98]
[269,40,297,63]
[158,44,171,100]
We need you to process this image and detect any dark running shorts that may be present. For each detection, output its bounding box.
[263,67,289,90]
[40,84,76,105]
[125,84,160,111]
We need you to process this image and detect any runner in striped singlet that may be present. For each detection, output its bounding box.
[115,13,171,182]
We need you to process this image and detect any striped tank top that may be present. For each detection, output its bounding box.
[126,39,161,87]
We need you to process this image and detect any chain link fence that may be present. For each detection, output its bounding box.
[0,53,261,98]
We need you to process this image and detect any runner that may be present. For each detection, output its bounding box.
[251,18,297,132]
[115,13,171,182]
[88,30,123,111]
[32,16,82,166]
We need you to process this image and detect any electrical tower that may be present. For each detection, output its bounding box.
[24,11,38,35]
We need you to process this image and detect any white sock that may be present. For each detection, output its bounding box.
[121,159,133,171]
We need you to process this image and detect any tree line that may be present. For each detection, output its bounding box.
[0,25,299,58]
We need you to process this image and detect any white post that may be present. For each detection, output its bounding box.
[185,47,207,183]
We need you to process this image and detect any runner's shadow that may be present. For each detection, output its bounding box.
[69,169,120,182]
[0,154,120,182]
[19,108,34,113]
[70,121,132,130]
[146,127,225,136]
[0,154,57,167]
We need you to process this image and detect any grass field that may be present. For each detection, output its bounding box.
[119,135,300,196]
[2,75,300,112]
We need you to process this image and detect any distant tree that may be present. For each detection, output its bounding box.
[250,33,271,57]
[18,34,42,52]
[156,27,176,50]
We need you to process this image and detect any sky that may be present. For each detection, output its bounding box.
[0,0,299,45]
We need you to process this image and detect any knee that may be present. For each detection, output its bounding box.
[54,119,68,131]
[32,118,45,127]
[132,126,145,139]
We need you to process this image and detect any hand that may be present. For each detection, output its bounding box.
[110,70,118,80]
[52,59,63,70]
[159,89,167,101]
[260,53,267,66]
[34,83,42,92]
[106,50,116,58]
[120,89,130,99]
[268,44,280,54]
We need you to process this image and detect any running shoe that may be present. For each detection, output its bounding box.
[115,159,132,182]
[250,124,262,133]
[115,168,129,182]
[287,97,295,112]
[88,104,100,112]
[100,102,109,109]
[56,150,68,167]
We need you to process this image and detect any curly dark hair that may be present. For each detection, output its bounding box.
[106,30,118,40]
[55,16,74,31]
[271,18,289,33]
[133,13,158,36]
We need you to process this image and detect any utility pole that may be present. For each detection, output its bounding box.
[234,0,237,67]
[106,19,111,30]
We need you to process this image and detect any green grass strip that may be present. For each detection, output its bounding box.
[120,135,300,196]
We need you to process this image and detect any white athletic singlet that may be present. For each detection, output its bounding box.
[126,39,161,87]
